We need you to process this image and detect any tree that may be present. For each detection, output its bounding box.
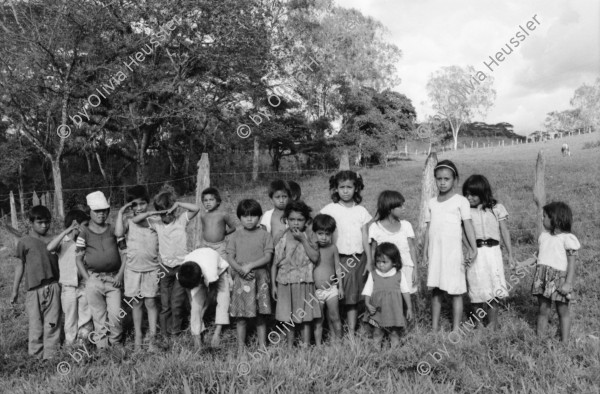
[570,77,600,132]
[426,65,496,150]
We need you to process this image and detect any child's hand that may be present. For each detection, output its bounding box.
[406,308,413,321]
[468,248,478,263]
[114,272,124,288]
[421,254,428,267]
[338,287,344,300]
[120,201,134,213]
[68,220,80,233]
[272,286,278,301]
[366,303,377,315]
[363,260,372,276]
[9,290,18,305]
[508,255,517,270]
[559,281,573,296]
[166,202,179,215]
[412,268,417,286]
[240,265,252,277]
[290,228,305,242]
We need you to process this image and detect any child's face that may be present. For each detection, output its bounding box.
[435,169,455,194]
[31,218,50,236]
[337,180,356,203]
[131,198,149,216]
[375,254,394,274]
[72,220,89,239]
[202,194,219,212]
[240,215,260,230]
[390,205,404,219]
[160,211,175,224]
[315,230,332,246]
[287,211,307,232]
[465,193,481,208]
[542,211,552,231]
[271,190,289,210]
[90,209,109,225]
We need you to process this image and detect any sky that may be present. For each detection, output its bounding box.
[338,0,600,135]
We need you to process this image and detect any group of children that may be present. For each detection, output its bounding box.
[10,159,581,360]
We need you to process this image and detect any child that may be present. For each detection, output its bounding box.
[47,210,93,346]
[423,160,477,332]
[367,191,419,298]
[463,175,515,330]
[115,186,161,351]
[227,199,273,353]
[260,180,291,243]
[289,181,302,201]
[532,202,580,342]
[75,191,125,348]
[312,214,344,345]
[10,206,61,359]
[199,187,236,257]
[320,171,372,334]
[362,243,413,347]
[272,201,321,346]
[177,247,230,347]
[131,191,200,337]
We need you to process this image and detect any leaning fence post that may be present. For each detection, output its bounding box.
[416,152,438,258]
[33,191,40,206]
[533,150,546,237]
[339,149,350,170]
[10,191,18,228]
[194,153,210,248]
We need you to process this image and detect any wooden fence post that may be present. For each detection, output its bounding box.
[416,152,438,257]
[33,191,40,206]
[404,143,408,156]
[252,136,260,181]
[339,149,350,171]
[10,191,18,228]
[533,150,546,237]
[194,153,210,248]
[41,193,47,206]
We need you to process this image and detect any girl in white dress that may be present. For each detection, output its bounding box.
[423,160,478,332]
[463,175,515,330]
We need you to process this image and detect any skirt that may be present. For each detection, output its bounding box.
[229,267,272,317]
[531,265,569,303]
[340,253,368,305]
[466,246,508,303]
[275,283,321,323]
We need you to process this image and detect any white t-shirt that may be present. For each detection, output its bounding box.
[368,221,415,267]
[537,231,580,271]
[320,202,372,255]
[260,209,274,233]
[183,248,229,297]
[361,268,410,296]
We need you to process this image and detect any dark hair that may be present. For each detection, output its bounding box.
[178,261,203,289]
[329,171,365,204]
[283,200,312,222]
[375,242,402,270]
[376,190,405,220]
[268,180,291,198]
[543,201,573,235]
[434,159,459,180]
[64,210,90,229]
[236,199,262,218]
[462,175,497,210]
[312,214,336,233]
[154,191,176,211]
[288,181,302,201]
[126,185,149,203]
[28,205,51,222]
[201,187,222,204]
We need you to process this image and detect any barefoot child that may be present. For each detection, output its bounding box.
[312,214,344,345]
[10,206,61,359]
[199,187,236,256]
[272,201,321,347]
[47,210,93,346]
[115,186,161,351]
[532,202,580,342]
[423,160,477,332]
[177,247,230,347]
[227,199,273,352]
[362,243,413,347]
[260,180,291,243]
[463,175,515,330]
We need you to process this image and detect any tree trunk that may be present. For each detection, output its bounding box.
[85,152,92,173]
[18,163,25,218]
[50,158,65,219]
[95,152,108,182]
[136,148,147,184]
[252,137,259,181]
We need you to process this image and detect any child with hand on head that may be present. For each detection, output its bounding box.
[532,202,580,342]
[76,191,125,348]
[115,186,161,351]
[199,187,236,257]
[367,191,419,301]
[362,243,413,347]
[312,214,344,345]
[260,180,291,244]
[320,171,372,334]
[131,191,200,337]
[47,210,93,346]
[423,160,477,332]
[10,206,61,359]
[227,199,273,353]
[272,201,322,347]
[177,247,230,347]
[463,175,515,330]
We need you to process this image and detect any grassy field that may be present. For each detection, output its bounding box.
[1,132,599,393]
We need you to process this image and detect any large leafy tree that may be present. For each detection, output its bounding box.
[570,77,600,132]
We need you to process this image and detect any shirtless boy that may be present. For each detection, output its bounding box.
[200,187,236,258]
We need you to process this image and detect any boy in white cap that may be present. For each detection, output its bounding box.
[75,191,125,348]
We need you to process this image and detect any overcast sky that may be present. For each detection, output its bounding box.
[338,0,600,135]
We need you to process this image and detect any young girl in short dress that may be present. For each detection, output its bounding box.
[532,201,580,342]
[272,201,321,346]
[362,243,413,347]
[463,175,515,330]
[321,171,372,334]
[423,160,478,332]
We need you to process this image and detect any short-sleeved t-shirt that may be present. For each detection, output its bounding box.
[537,231,580,271]
[320,203,372,255]
[368,221,415,267]
[148,212,190,267]
[57,235,78,286]
[16,235,59,290]
[226,227,273,264]
[470,204,508,241]
[126,219,159,272]
[76,224,121,273]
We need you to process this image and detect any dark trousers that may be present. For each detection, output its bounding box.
[159,265,187,335]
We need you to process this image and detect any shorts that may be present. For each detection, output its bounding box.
[315,286,339,303]
[124,268,160,298]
